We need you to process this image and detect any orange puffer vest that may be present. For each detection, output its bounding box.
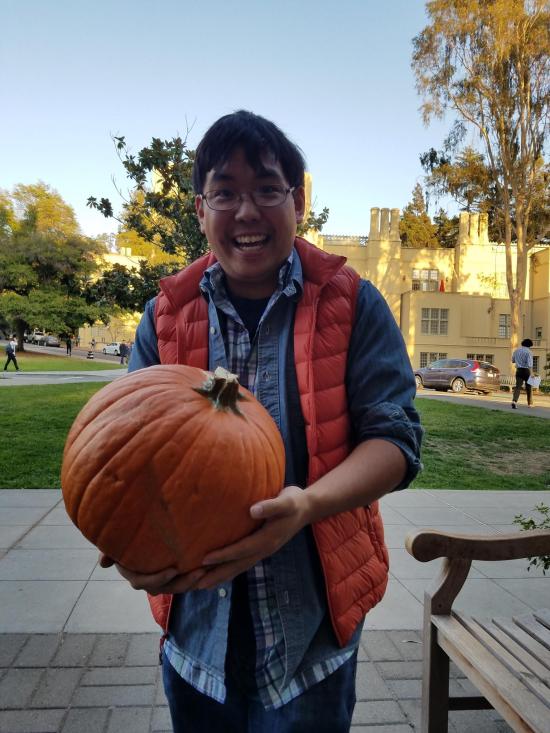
[149,237,389,647]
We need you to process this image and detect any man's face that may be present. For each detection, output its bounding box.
[195,147,305,299]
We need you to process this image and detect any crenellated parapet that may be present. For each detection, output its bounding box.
[458,212,490,246]
[369,207,401,242]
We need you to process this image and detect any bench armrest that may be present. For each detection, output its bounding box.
[405,529,550,615]
[406,528,550,563]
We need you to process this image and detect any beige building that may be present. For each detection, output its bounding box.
[317,209,549,377]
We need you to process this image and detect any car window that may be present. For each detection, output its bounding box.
[439,360,454,369]
[429,360,444,368]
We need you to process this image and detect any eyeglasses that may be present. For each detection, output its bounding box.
[201,185,295,211]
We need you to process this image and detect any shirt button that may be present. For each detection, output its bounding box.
[265,326,270,335]
[263,370,270,381]
[218,587,227,598]
[210,326,216,335]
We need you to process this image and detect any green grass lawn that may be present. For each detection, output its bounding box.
[1,385,549,489]
[7,351,126,371]
[413,398,550,491]
[1,382,105,488]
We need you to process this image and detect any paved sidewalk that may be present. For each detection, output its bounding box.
[1,488,549,732]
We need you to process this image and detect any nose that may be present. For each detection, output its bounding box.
[234,193,261,221]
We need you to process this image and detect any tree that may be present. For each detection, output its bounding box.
[88,135,208,264]
[0,186,106,347]
[88,134,330,262]
[11,182,80,239]
[400,183,440,248]
[413,0,550,353]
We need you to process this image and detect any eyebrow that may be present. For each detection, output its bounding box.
[209,165,283,183]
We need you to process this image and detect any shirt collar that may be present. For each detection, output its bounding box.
[199,246,304,301]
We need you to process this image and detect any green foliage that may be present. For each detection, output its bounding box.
[513,503,550,574]
[298,206,330,236]
[400,184,439,248]
[0,186,106,343]
[433,208,459,248]
[88,135,208,263]
[85,259,182,314]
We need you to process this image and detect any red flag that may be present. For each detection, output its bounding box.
[439,279,445,292]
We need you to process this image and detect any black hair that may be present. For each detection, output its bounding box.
[192,110,306,193]
[521,338,533,347]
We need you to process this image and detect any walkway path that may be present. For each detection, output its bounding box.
[2,488,548,731]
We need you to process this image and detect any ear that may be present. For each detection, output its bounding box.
[195,195,206,233]
[293,186,306,224]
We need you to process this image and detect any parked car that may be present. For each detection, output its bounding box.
[43,335,60,347]
[102,342,122,356]
[414,358,500,394]
[29,330,46,345]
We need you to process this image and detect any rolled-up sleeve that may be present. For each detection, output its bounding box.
[127,298,161,372]
[347,280,423,489]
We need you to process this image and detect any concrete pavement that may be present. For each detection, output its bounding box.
[2,488,549,731]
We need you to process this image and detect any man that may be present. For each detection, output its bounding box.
[3,337,20,371]
[119,341,129,365]
[103,110,422,732]
[65,337,72,356]
[511,338,534,408]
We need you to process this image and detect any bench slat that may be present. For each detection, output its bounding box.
[458,615,550,704]
[535,609,550,631]
[494,616,550,669]
[475,618,550,685]
[516,614,550,652]
[434,615,550,733]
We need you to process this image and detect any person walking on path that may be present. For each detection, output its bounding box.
[65,337,72,356]
[3,337,20,371]
[511,338,534,408]
[119,341,129,365]
[101,111,422,733]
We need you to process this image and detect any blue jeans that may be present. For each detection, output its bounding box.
[162,648,358,733]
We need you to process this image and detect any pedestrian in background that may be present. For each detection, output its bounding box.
[65,337,72,356]
[4,337,20,371]
[119,341,129,365]
[511,338,534,409]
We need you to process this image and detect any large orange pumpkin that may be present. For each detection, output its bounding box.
[61,364,285,574]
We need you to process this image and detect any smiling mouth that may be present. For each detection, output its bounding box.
[234,234,269,250]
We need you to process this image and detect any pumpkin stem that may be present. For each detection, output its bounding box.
[194,366,245,414]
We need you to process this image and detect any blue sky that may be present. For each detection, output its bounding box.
[2,0,457,238]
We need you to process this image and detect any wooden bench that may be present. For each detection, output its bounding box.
[405,529,550,733]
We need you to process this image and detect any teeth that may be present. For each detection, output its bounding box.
[235,235,266,245]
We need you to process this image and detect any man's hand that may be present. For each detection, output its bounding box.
[195,484,311,590]
[98,554,208,596]
[97,485,310,594]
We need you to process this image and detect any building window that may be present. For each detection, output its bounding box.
[412,268,439,291]
[535,327,542,339]
[533,356,539,373]
[420,352,447,368]
[421,308,448,335]
[467,353,495,363]
[498,314,511,338]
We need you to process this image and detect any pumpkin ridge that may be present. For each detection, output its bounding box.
[65,390,194,523]
[77,402,210,536]
[67,396,187,529]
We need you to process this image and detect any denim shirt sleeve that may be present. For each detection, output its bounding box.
[347,280,423,489]
[127,298,160,372]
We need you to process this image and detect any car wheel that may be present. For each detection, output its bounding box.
[415,375,423,390]
[451,378,466,393]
